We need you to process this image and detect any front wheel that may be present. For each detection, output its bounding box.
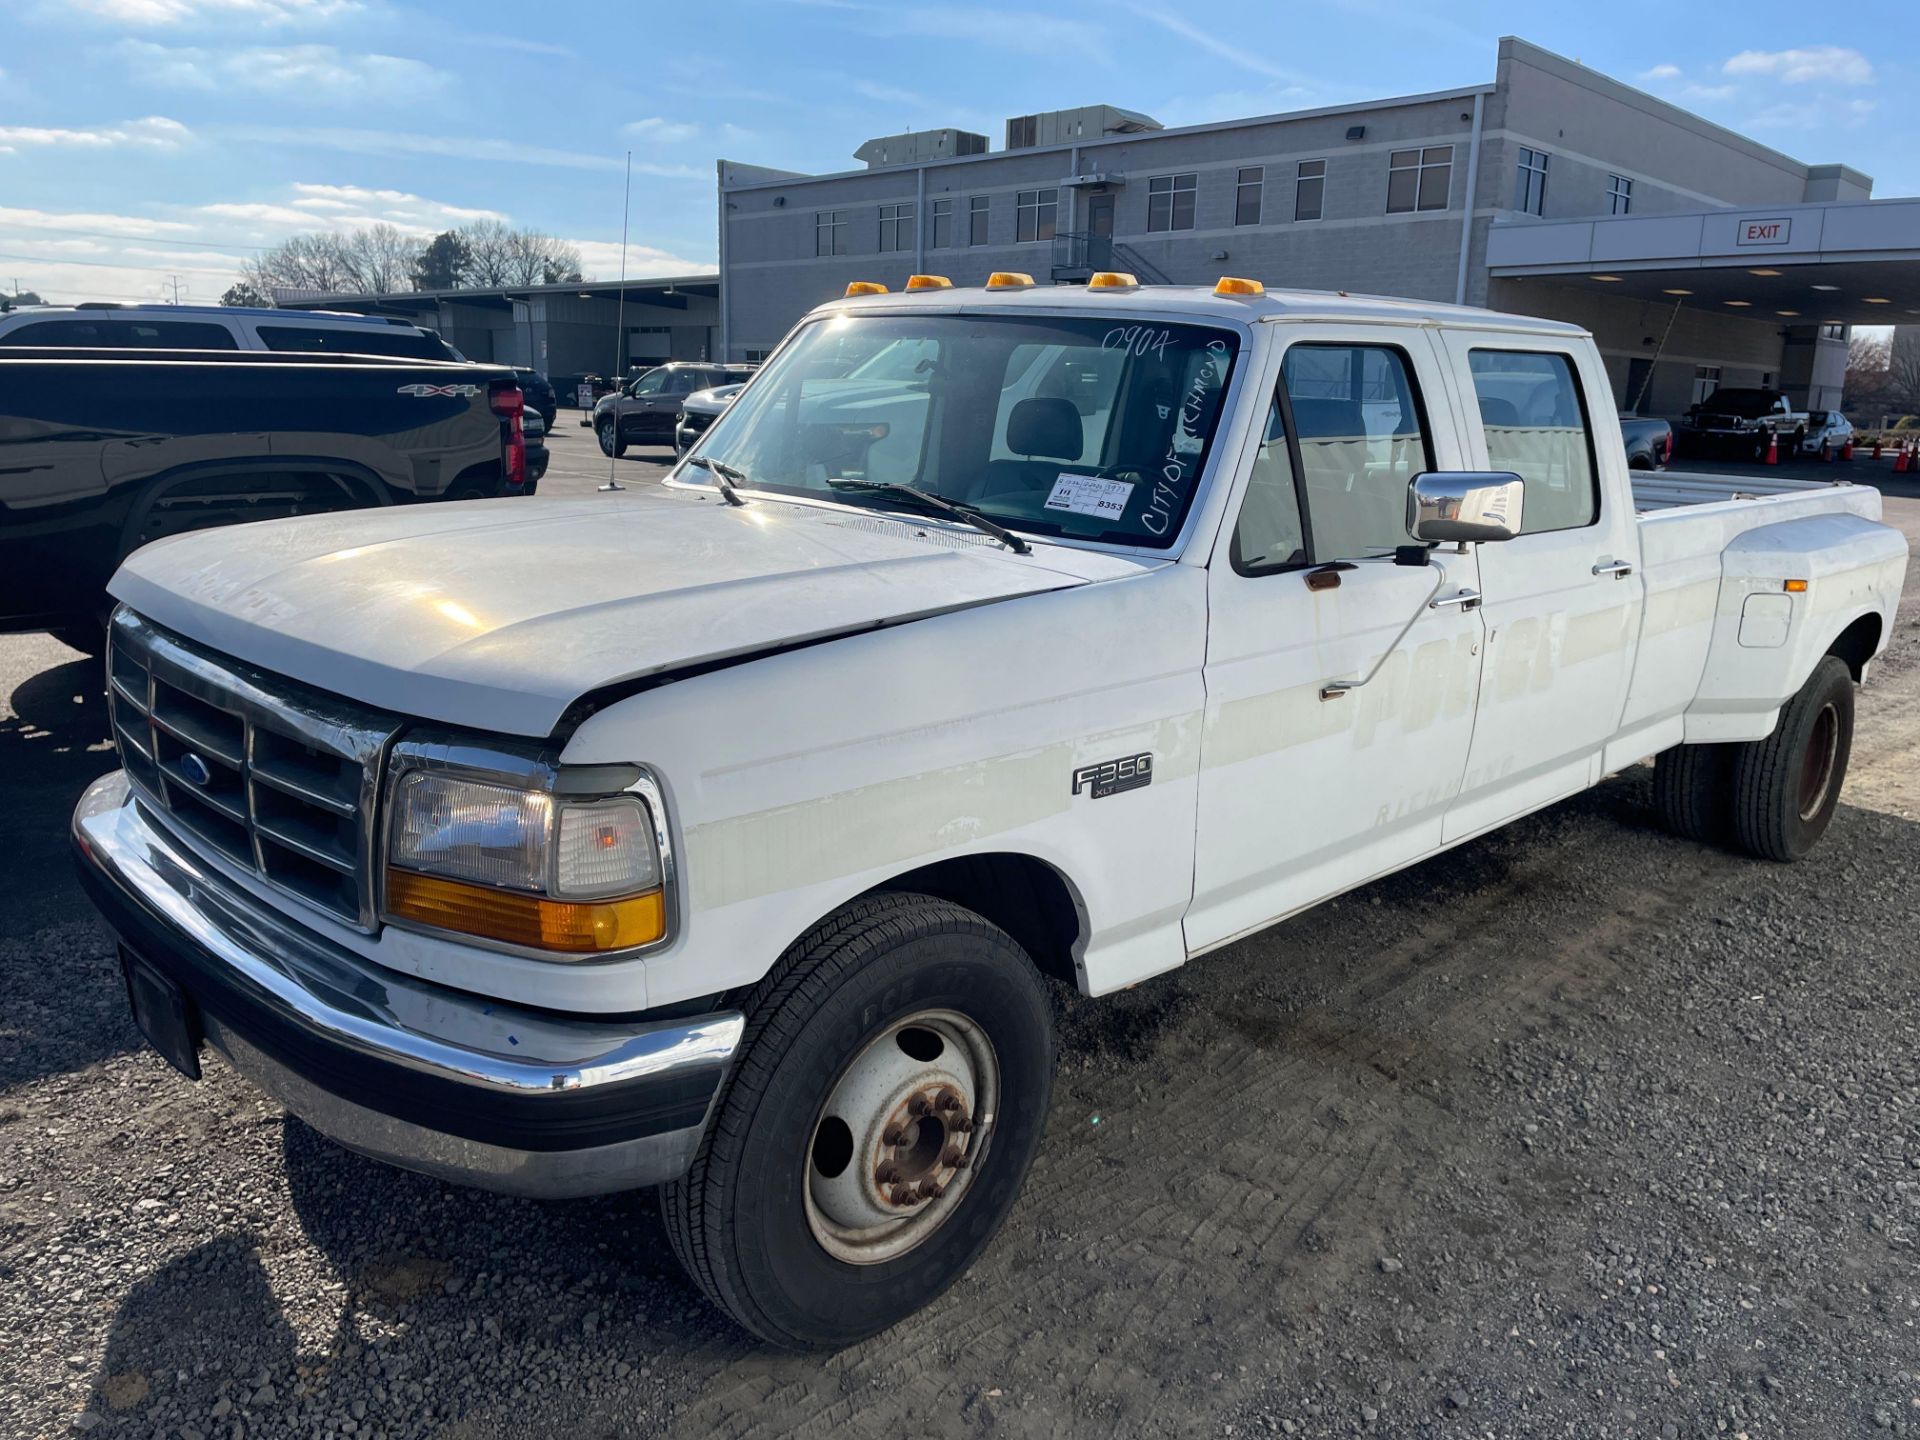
[596,420,625,457]
[1731,655,1854,861]
[662,893,1055,1350]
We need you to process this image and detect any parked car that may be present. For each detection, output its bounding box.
[1799,408,1854,456]
[675,382,746,455]
[72,279,1905,1352]
[513,368,559,429]
[1676,386,1807,459]
[0,303,461,360]
[593,362,756,455]
[1,347,529,647]
[523,404,550,485]
[1619,413,1671,470]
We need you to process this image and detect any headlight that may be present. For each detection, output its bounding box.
[382,762,669,958]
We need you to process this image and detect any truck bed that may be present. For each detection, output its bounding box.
[1630,469,1863,514]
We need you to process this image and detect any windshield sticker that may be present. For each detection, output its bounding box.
[1044,473,1135,521]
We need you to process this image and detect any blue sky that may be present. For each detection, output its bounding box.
[1,0,1915,304]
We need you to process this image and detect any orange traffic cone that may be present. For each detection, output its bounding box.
[1839,437,1853,462]
[1896,443,1911,475]
[1764,431,1779,466]
[1871,438,1882,460]
[1820,437,1834,463]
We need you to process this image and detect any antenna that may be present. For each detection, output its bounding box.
[601,150,634,493]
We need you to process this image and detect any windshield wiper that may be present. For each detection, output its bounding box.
[824,479,1032,555]
[684,453,749,506]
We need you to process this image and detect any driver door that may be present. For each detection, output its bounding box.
[1189,330,1486,953]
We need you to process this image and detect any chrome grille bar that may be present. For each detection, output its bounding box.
[106,607,400,932]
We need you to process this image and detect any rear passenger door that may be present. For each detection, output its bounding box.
[1190,329,1487,952]
[1435,334,1646,840]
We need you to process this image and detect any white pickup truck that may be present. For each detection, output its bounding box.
[74,274,1907,1350]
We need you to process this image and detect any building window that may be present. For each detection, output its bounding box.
[1016,188,1057,243]
[815,210,847,257]
[1234,167,1264,226]
[930,197,953,249]
[1147,173,1198,232]
[1819,323,1846,341]
[1691,365,1722,405]
[743,349,770,364]
[968,195,989,245]
[878,203,914,253]
[1515,147,1549,216]
[1295,159,1325,221]
[1388,147,1453,213]
[1007,114,1038,149]
[1606,173,1632,216]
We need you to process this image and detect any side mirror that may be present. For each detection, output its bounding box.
[1407,471,1526,544]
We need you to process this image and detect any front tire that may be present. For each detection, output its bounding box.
[1731,655,1854,861]
[662,893,1055,1351]
[596,420,626,457]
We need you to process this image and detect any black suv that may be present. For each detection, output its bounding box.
[593,362,756,455]
[512,368,559,428]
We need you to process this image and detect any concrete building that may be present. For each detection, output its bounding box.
[718,36,1920,415]
[282,275,720,380]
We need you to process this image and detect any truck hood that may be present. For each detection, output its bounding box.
[109,487,1148,737]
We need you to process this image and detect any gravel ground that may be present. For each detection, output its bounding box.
[1,463,1915,1439]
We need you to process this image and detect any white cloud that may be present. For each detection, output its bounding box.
[0,205,197,236]
[219,124,703,177]
[289,182,503,223]
[1724,46,1874,86]
[120,41,448,102]
[1638,64,1682,82]
[623,117,701,144]
[64,0,359,25]
[0,116,190,149]
[849,80,929,108]
[570,238,714,279]
[1118,4,1306,85]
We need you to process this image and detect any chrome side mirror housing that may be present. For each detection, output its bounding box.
[1407,471,1526,544]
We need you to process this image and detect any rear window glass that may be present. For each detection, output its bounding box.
[257,325,452,360]
[1,318,239,349]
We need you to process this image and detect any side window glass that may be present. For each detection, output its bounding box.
[629,371,667,397]
[1230,395,1307,573]
[1466,349,1597,533]
[1281,343,1431,560]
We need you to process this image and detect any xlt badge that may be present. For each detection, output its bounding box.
[1072,753,1152,799]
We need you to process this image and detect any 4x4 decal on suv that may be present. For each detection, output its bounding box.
[397,383,483,398]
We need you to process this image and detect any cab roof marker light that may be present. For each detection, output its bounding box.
[1087,271,1139,290]
[904,274,952,291]
[984,271,1035,290]
[844,281,889,297]
[1214,276,1265,298]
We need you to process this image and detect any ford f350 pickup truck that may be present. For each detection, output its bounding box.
[73,274,1907,1351]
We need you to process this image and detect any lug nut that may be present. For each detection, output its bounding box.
[877,1163,900,1185]
[922,1180,945,1201]
[935,1090,961,1113]
[882,1125,904,1146]
[952,1154,971,1169]
[941,1146,964,1167]
[956,1117,975,1134]
[907,1095,930,1117]
[890,1183,916,1205]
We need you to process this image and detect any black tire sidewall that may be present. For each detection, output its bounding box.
[1779,659,1854,855]
[722,927,1053,1348]
[596,421,616,456]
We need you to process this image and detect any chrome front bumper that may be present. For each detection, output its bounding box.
[72,771,743,1199]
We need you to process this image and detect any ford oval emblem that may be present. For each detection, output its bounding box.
[179,753,213,786]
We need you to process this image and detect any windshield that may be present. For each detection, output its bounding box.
[1700,389,1780,414]
[683,312,1241,548]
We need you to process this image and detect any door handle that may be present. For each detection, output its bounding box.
[1592,560,1634,578]
[1429,588,1482,611]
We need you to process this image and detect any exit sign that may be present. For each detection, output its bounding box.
[1735,217,1792,247]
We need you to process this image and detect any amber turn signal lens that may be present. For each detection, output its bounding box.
[1784,578,1809,593]
[386,869,665,954]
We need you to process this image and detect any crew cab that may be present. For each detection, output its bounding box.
[73,275,1906,1352]
[2,347,529,646]
[1677,386,1809,459]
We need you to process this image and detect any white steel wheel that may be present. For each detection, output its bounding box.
[803,1008,999,1265]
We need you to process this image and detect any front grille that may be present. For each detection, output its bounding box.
[107,609,399,931]
[680,409,717,436]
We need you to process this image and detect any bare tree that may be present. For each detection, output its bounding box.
[339,223,423,295]
[1888,327,1920,414]
[459,219,519,287]
[241,233,355,295]
[507,228,584,285]
[220,281,271,307]
[1845,333,1890,413]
